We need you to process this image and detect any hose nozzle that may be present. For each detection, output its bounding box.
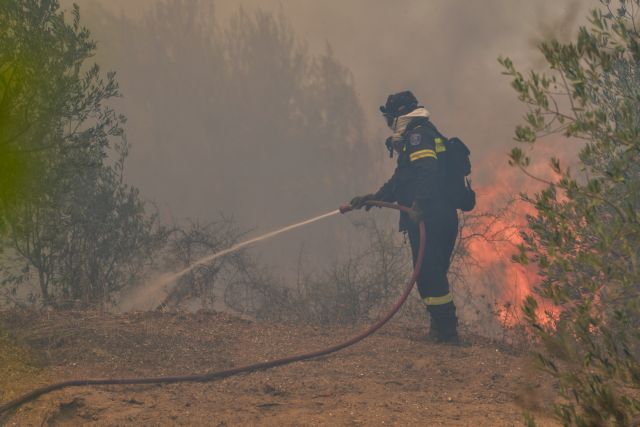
[339,204,353,214]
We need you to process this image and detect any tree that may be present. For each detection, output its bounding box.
[0,0,90,227]
[0,0,160,307]
[501,0,640,423]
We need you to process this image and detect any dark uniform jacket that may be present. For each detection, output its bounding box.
[373,116,447,231]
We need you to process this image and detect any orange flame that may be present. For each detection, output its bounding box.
[462,144,571,327]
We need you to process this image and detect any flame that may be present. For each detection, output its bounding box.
[461,143,572,327]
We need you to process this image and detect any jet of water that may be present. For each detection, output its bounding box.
[121,209,341,310]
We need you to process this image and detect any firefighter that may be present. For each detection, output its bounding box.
[349,91,459,344]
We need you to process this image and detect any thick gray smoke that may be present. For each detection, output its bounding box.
[71,0,594,201]
[64,0,596,299]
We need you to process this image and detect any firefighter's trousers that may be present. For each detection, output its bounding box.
[406,203,459,340]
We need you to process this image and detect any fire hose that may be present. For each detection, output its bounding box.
[0,201,425,417]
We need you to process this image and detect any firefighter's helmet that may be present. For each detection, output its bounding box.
[379,91,418,127]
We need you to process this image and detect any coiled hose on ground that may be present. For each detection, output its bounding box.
[0,201,425,417]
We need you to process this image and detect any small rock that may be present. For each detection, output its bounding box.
[125,398,144,405]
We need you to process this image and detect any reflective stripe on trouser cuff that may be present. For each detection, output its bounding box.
[423,293,453,306]
[410,149,437,162]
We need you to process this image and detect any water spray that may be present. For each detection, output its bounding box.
[124,209,341,310]
[164,209,339,281]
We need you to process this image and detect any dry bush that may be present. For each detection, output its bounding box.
[222,217,416,324]
[223,208,521,342]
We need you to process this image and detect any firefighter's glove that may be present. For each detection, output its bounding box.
[408,202,424,223]
[350,194,376,210]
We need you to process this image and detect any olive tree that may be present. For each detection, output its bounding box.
[501,1,640,423]
[0,0,160,307]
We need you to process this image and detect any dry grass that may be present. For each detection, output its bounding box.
[0,309,562,426]
[0,322,47,403]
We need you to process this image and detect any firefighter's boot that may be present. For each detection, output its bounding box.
[427,302,459,345]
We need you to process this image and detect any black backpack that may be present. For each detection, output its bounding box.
[441,137,475,212]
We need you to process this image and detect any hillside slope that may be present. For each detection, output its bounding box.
[0,310,557,426]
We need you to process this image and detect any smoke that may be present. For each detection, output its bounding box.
[63,0,599,323]
[208,0,594,168]
[69,0,598,185]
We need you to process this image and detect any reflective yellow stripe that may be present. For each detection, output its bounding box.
[423,293,453,306]
[435,137,446,153]
[410,149,436,162]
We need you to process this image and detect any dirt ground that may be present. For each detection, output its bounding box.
[0,310,559,426]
